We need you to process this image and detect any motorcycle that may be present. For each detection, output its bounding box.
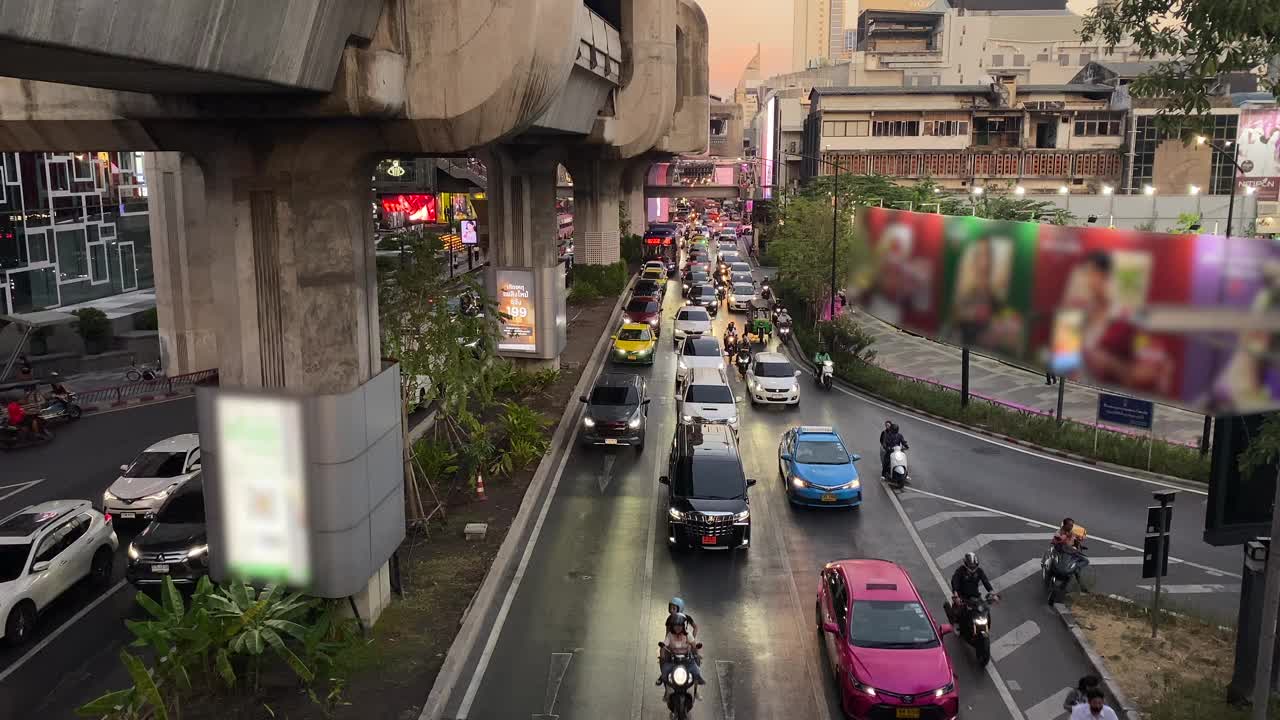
[945,593,998,666]
[883,444,910,488]
[1041,539,1089,604]
[658,641,702,720]
[816,360,834,390]
[735,349,751,378]
[723,331,739,357]
[0,423,54,450]
[39,393,82,424]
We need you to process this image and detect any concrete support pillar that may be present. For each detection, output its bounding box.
[154,126,393,623]
[147,152,219,376]
[567,152,623,265]
[621,157,652,237]
[480,145,567,365]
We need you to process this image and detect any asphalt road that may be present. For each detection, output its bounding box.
[0,396,197,718]
[444,243,1245,720]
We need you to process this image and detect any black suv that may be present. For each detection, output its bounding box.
[633,279,666,302]
[660,423,755,550]
[688,283,719,317]
[126,477,209,591]
[579,373,650,450]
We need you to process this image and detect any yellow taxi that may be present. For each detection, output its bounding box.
[641,266,666,282]
[610,323,658,365]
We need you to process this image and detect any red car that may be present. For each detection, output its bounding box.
[624,295,663,336]
[817,559,959,720]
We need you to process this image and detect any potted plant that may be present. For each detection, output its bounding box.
[72,308,111,355]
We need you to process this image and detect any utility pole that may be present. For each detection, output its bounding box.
[1253,466,1280,720]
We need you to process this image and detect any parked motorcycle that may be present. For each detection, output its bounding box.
[0,423,54,451]
[1041,539,1089,604]
[886,444,910,488]
[658,641,702,720]
[945,593,998,666]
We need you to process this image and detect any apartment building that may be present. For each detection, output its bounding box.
[710,99,745,158]
[801,79,1125,193]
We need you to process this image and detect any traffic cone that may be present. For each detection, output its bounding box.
[475,471,488,502]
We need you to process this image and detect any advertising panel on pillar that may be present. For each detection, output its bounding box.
[495,269,537,353]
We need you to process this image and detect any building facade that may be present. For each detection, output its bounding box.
[793,0,848,71]
[0,152,153,315]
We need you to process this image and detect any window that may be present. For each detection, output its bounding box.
[0,545,31,582]
[973,116,1022,147]
[617,327,652,341]
[848,121,869,136]
[590,386,638,405]
[685,384,734,404]
[823,121,840,137]
[673,458,745,500]
[991,54,1004,67]
[1209,114,1240,194]
[795,440,849,464]
[753,361,795,378]
[1037,53,1050,62]
[872,120,920,137]
[55,228,88,283]
[1079,53,1091,64]
[157,487,205,524]
[1073,112,1122,137]
[677,309,708,322]
[1013,54,1026,66]
[682,338,721,356]
[123,451,189,478]
[849,601,940,649]
[89,243,108,285]
[1059,54,1069,66]
[925,120,969,137]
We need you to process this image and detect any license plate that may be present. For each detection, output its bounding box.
[604,439,619,445]
[119,512,136,519]
[150,564,169,574]
[821,493,837,502]
[701,535,717,545]
[896,709,921,719]
[628,354,637,360]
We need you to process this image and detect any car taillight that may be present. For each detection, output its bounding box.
[104,513,112,524]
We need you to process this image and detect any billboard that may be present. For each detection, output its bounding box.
[460,219,478,246]
[1239,109,1280,201]
[495,269,537,353]
[380,193,438,224]
[761,96,777,199]
[856,207,1280,414]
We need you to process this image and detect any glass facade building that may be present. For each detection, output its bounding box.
[0,152,153,315]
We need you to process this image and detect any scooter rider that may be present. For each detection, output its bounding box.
[656,615,706,686]
[813,343,831,366]
[1051,518,1091,591]
[665,597,699,637]
[879,421,908,479]
[949,552,996,629]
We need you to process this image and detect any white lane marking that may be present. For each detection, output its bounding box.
[1136,583,1240,594]
[540,652,573,717]
[991,559,1045,592]
[882,484,1025,719]
[457,422,581,718]
[937,534,1047,568]
[990,620,1041,663]
[716,660,735,720]
[0,579,127,684]
[629,426,661,720]
[914,510,1002,531]
[905,486,1240,579]
[0,479,43,503]
[1023,687,1072,720]
[804,357,1207,496]
[1084,556,1143,566]
[598,454,618,494]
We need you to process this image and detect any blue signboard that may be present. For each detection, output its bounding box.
[1097,394,1155,430]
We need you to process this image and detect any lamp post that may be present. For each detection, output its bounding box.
[1196,135,1249,239]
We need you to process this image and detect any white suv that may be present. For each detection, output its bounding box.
[672,305,713,348]
[104,434,202,522]
[676,336,725,390]
[745,352,802,406]
[0,500,119,645]
[677,367,739,431]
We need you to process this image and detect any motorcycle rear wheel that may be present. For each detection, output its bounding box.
[976,634,991,666]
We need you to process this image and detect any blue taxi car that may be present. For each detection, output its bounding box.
[777,426,862,507]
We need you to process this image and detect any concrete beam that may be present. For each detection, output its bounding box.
[657,0,710,155]
[588,0,677,158]
[644,186,741,199]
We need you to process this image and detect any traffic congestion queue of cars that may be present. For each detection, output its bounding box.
[0,433,209,646]
[586,214,961,720]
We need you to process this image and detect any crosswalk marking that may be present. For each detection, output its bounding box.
[991,559,1045,591]
[914,510,1002,531]
[936,533,1047,568]
[991,620,1040,663]
[1024,687,1072,720]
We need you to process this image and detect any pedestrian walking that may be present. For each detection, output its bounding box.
[1063,675,1101,711]
[1068,689,1118,720]
[1046,368,1057,385]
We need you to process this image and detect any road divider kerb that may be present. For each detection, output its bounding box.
[1052,602,1144,720]
[420,276,637,720]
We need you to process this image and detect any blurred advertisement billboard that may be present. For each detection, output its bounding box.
[856,207,1280,414]
[1240,109,1280,200]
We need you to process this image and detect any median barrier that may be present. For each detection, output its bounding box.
[75,368,219,414]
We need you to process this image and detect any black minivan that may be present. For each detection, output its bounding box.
[661,423,754,550]
[126,477,209,590]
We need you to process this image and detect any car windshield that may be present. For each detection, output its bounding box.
[688,272,709,284]
[849,600,940,649]
[124,451,188,478]
[618,328,652,341]
[635,282,661,295]
[693,287,716,300]
[0,544,31,582]
[683,339,721,356]
[731,264,751,273]
[626,301,659,314]
[754,361,794,377]
[677,310,708,322]
[157,489,205,524]
[796,440,849,465]
[733,284,754,295]
[590,386,637,405]
[674,459,745,500]
[685,384,734,403]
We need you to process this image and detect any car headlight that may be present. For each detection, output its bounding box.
[143,484,179,502]
[671,665,690,687]
[615,348,627,355]
[187,544,209,559]
[681,414,694,423]
[855,681,878,698]
[583,416,595,427]
[628,416,642,429]
[732,510,750,522]
[790,476,807,489]
[103,489,117,502]
[649,319,659,326]
[668,507,686,521]
[933,682,955,698]
[834,479,861,490]
[127,543,139,560]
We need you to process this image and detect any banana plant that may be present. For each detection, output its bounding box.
[206,582,317,692]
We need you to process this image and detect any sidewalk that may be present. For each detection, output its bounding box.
[850,308,1207,447]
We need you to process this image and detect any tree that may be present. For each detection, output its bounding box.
[769,196,863,321]
[973,194,1075,225]
[1081,1,1280,128]
[801,173,967,215]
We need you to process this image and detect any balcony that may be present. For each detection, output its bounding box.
[820,149,1124,180]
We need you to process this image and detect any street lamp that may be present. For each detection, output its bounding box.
[1058,185,1070,195]
[779,151,848,321]
[1198,136,1246,237]
[971,186,985,196]
[1014,185,1027,196]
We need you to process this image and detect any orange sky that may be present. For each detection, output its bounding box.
[698,0,1099,98]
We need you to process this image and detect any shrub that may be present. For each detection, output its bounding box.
[572,261,628,297]
[72,307,112,345]
[134,308,159,331]
[621,234,646,265]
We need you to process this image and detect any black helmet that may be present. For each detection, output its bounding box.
[963,552,980,571]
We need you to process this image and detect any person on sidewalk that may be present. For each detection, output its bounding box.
[1046,368,1058,385]
[1069,688,1118,720]
[1063,675,1101,711]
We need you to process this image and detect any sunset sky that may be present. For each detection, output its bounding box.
[696,0,1099,97]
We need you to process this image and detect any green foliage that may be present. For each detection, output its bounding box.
[491,402,552,476]
[571,261,629,300]
[72,307,112,343]
[1134,220,1157,232]
[814,316,877,363]
[768,196,863,314]
[1081,1,1280,131]
[621,233,646,265]
[972,194,1074,225]
[413,436,461,486]
[1237,413,1280,474]
[134,308,159,332]
[568,280,603,303]
[79,577,359,719]
[801,174,968,216]
[1168,212,1202,234]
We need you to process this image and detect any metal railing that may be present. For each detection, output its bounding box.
[75,368,219,409]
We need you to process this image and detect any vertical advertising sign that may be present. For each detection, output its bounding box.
[460,219,478,245]
[761,96,777,199]
[1239,109,1280,200]
[213,392,311,587]
[496,269,537,352]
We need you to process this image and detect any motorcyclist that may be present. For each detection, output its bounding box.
[656,615,705,686]
[813,343,832,366]
[1051,518,1091,591]
[879,421,908,478]
[6,398,41,436]
[735,345,752,377]
[665,597,699,637]
[724,323,739,354]
[949,552,995,630]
